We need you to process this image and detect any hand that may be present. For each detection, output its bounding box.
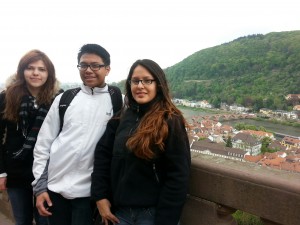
[36,192,53,216]
[96,199,120,225]
[0,177,7,190]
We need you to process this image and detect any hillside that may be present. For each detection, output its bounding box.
[164,30,300,110]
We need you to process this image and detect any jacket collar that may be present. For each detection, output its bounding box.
[80,83,108,95]
[130,97,159,114]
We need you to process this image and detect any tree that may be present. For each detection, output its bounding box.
[226,136,233,147]
[253,97,264,112]
[260,137,275,154]
[243,96,254,107]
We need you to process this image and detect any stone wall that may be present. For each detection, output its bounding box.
[0,190,14,221]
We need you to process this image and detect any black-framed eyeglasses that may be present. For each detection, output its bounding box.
[77,64,106,71]
[128,79,156,86]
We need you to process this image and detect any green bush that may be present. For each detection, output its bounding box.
[233,210,263,225]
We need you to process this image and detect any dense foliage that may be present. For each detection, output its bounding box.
[234,123,267,131]
[164,31,300,110]
[233,210,263,225]
[260,137,276,154]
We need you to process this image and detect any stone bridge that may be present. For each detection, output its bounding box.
[191,113,256,122]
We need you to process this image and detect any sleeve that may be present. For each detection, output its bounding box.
[155,115,191,225]
[91,118,120,201]
[32,93,62,195]
[0,92,7,175]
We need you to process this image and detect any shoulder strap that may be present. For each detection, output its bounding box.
[58,87,81,132]
[108,85,123,115]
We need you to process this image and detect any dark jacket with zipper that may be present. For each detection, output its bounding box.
[91,103,191,225]
[0,92,37,189]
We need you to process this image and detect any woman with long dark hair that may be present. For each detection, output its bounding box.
[91,59,191,225]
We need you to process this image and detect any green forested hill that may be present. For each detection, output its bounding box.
[164,30,300,110]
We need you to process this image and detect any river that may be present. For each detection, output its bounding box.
[179,107,300,138]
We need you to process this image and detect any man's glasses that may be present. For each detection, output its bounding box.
[77,64,106,71]
[128,79,156,86]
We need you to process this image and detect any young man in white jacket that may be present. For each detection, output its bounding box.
[32,44,122,225]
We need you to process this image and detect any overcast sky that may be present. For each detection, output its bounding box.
[0,0,299,84]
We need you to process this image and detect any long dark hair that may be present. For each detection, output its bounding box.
[125,59,187,160]
[3,49,59,122]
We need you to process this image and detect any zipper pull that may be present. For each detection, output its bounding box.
[153,163,160,183]
[136,105,140,121]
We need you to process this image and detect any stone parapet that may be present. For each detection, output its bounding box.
[1,153,299,225]
[181,153,300,225]
[0,190,14,222]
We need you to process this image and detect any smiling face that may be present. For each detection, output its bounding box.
[78,53,110,88]
[24,60,48,96]
[130,65,157,104]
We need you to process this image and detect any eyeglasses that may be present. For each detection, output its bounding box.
[77,64,106,71]
[128,79,156,86]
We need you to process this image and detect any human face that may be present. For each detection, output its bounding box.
[130,65,157,104]
[78,53,110,88]
[24,60,48,95]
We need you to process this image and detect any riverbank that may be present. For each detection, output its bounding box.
[255,117,300,128]
[178,106,300,138]
[178,105,222,115]
[178,105,300,128]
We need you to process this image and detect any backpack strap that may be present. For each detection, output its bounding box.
[108,85,123,115]
[58,87,81,132]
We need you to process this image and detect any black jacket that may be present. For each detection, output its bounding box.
[91,105,191,225]
[0,92,36,189]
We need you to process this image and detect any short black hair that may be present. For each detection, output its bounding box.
[77,44,110,65]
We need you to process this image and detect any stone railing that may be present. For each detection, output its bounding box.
[1,153,300,225]
[0,190,14,222]
[181,153,300,225]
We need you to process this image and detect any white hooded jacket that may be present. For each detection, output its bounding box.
[32,84,113,199]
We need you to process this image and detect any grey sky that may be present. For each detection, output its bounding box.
[0,0,299,84]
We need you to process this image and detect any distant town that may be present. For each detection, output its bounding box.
[174,96,300,174]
